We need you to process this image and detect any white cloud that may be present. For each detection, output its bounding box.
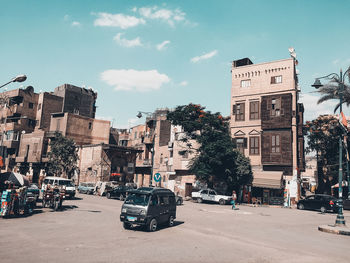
[93,12,146,29]
[100,69,170,92]
[299,93,338,121]
[114,33,143,47]
[191,50,218,63]
[137,6,186,27]
[179,81,188,86]
[71,21,81,27]
[156,40,170,50]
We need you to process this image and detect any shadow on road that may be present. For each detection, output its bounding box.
[127,220,185,232]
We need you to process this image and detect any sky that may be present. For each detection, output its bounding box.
[1,0,350,128]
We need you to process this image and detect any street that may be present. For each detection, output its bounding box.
[1,194,350,263]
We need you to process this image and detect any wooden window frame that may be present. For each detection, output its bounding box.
[249,136,259,155]
[249,101,259,120]
[271,98,281,117]
[235,103,245,121]
[235,137,247,154]
[271,134,280,153]
[241,79,251,88]
[271,75,282,84]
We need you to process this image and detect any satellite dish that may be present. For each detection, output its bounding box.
[288,47,295,53]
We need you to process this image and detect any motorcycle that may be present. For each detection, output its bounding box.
[42,186,65,211]
[1,186,34,218]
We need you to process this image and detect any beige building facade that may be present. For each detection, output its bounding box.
[230,57,304,204]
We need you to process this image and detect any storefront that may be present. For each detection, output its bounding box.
[251,170,284,205]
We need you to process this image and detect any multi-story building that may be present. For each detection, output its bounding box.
[128,109,196,197]
[0,86,39,171]
[230,57,304,204]
[53,84,97,118]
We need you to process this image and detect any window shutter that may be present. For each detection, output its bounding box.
[232,104,236,115]
[242,103,245,121]
[243,138,247,148]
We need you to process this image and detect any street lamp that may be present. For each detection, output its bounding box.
[0,75,27,89]
[137,111,156,186]
[312,67,350,226]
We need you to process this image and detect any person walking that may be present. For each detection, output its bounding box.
[231,190,237,210]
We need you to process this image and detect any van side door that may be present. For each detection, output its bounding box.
[148,194,161,221]
[159,195,170,223]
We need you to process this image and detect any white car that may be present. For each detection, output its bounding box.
[192,189,232,205]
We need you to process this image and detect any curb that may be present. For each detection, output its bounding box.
[318,225,350,236]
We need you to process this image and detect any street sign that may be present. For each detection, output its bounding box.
[154,173,161,183]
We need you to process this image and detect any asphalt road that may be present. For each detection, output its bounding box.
[1,193,349,263]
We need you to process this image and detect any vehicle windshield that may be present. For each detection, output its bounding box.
[59,181,74,187]
[87,183,95,187]
[125,193,150,206]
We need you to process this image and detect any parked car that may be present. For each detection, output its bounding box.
[106,185,135,200]
[191,189,232,205]
[27,183,40,202]
[343,199,350,210]
[120,187,176,232]
[297,194,340,213]
[78,182,95,194]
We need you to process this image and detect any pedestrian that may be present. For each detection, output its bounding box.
[231,190,237,210]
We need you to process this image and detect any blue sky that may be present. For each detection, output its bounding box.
[1,0,350,128]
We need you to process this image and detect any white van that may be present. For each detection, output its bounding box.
[41,176,76,198]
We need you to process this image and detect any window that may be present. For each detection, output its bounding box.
[88,122,92,129]
[56,119,61,131]
[160,196,169,205]
[234,103,245,121]
[28,102,34,109]
[271,135,280,153]
[249,101,259,120]
[271,98,281,117]
[38,103,42,110]
[209,190,216,195]
[249,137,259,155]
[271,75,282,84]
[241,79,251,88]
[201,190,208,194]
[236,138,247,154]
[33,143,38,154]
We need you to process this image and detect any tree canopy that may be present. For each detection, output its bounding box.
[317,78,350,112]
[46,132,79,179]
[305,115,349,194]
[167,103,252,192]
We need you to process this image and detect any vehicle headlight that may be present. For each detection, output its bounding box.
[140,210,146,216]
[121,208,127,213]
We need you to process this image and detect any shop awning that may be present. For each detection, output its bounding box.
[252,170,283,189]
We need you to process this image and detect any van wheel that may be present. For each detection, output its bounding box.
[148,218,158,232]
[320,206,326,213]
[106,192,111,199]
[297,203,304,210]
[168,216,175,227]
[219,199,225,205]
[123,222,131,230]
[177,199,182,205]
[197,198,203,203]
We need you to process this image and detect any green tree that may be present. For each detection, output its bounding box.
[305,115,349,194]
[46,132,79,178]
[167,103,252,192]
[317,79,350,112]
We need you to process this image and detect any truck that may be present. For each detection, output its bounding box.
[191,189,232,205]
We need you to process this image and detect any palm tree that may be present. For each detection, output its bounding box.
[317,77,350,112]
